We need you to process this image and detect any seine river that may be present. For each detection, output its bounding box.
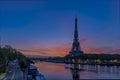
[35,61,120,80]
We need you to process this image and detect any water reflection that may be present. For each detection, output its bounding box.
[70,64,80,80]
[35,61,120,80]
[67,63,120,80]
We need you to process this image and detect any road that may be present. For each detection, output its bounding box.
[3,61,23,80]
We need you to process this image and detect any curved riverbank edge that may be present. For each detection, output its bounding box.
[37,60,120,66]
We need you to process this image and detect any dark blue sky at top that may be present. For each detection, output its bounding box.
[0,0,120,54]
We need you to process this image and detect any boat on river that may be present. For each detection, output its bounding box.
[27,65,45,80]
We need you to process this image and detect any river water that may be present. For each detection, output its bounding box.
[35,61,120,80]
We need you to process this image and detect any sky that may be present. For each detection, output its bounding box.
[0,0,120,57]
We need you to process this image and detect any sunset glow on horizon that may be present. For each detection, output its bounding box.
[0,0,120,57]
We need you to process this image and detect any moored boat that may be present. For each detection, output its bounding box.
[27,65,45,80]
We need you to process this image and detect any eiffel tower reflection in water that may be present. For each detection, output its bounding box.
[66,63,120,80]
[70,64,80,80]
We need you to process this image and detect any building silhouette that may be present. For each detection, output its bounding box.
[69,17,83,56]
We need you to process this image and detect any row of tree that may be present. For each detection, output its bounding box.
[0,45,33,73]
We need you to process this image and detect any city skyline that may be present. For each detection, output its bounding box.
[0,0,120,57]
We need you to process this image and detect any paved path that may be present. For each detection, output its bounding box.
[3,61,23,80]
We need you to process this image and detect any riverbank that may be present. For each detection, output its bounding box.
[35,59,120,67]
[32,54,120,66]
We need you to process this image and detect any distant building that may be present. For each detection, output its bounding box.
[69,17,83,56]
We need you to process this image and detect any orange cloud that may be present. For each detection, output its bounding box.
[18,46,120,57]
[18,38,120,57]
[18,48,69,57]
[83,48,105,54]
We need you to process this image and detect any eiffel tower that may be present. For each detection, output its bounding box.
[69,17,83,56]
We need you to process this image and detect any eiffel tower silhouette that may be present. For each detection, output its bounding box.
[69,17,83,56]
